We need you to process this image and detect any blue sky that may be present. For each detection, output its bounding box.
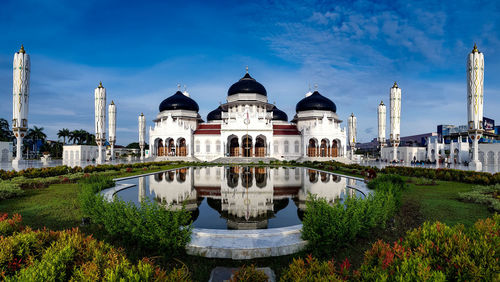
[1,0,499,145]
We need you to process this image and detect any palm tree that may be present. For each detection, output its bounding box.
[57,128,70,144]
[0,118,13,142]
[26,126,47,157]
[69,130,81,144]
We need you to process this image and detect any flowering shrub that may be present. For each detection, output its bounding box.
[0,224,191,281]
[0,214,23,236]
[0,182,24,200]
[382,166,499,185]
[459,184,500,212]
[280,255,351,281]
[286,215,499,281]
[230,264,268,282]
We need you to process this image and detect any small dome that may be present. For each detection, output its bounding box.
[159,91,199,112]
[272,106,288,121]
[207,106,225,121]
[228,73,267,96]
[295,91,336,113]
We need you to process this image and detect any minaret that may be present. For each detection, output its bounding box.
[348,113,357,159]
[12,45,30,164]
[390,82,401,162]
[108,101,116,161]
[94,81,106,164]
[467,43,484,171]
[378,100,386,154]
[138,113,146,160]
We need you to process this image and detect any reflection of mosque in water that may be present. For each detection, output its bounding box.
[142,167,358,229]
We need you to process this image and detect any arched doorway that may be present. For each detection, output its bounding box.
[308,139,317,157]
[241,135,253,157]
[255,136,266,157]
[229,136,239,157]
[156,139,164,156]
[167,139,175,156]
[177,138,187,156]
[331,140,338,157]
[320,139,329,157]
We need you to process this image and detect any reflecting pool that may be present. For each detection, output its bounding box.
[115,166,370,230]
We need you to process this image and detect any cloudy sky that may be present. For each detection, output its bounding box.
[0,0,499,145]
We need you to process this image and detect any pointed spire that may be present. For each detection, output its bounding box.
[314,83,318,91]
[245,65,249,73]
[98,81,103,88]
[19,45,25,54]
[111,100,115,105]
[472,43,479,53]
[351,112,354,117]
[140,112,144,116]
[380,100,384,105]
[393,81,398,88]
[177,83,181,91]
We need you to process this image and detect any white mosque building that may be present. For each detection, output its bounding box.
[148,70,347,161]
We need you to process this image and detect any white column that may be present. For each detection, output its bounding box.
[390,82,401,162]
[108,101,116,161]
[12,45,30,164]
[139,113,146,160]
[378,100,386,155]
[467,44,484,171]
[348,113,357,160]
[94,81,106,164]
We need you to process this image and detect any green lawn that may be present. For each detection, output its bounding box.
[403,178,492,227]
[0,183,82,230]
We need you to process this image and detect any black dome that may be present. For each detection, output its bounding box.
[295,91,336,113]
[228,73,267,96]
[272,106,288,121]
[207,106,225,121]
[159,91,199,112]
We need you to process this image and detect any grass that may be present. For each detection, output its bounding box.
[403,178,492,227]
[0,164,496,281]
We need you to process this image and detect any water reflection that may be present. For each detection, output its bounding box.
[116,166,369,230]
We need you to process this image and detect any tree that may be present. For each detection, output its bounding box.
[126,142,149,149]
[0,118,13,142]
[26,126,47,155]
[57,128,70,144]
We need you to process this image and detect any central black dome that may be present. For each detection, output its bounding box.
[207,106,225,121]
[295,91,336,113]
[272,106,288,121]
[159,91,199,112]
[228,73,267,96]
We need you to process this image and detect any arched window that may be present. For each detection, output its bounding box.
[206,140,211,153]
[294,141,299,153]
[195,140,200,153]
[216,140,221,153]
[274,141,279,154]
[284,141,289,153]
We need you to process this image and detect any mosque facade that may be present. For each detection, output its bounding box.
[148,70,347,161]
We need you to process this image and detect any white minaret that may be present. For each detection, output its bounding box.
[108,100,116,161]
[348,113,357,159]
[138,113,146,160]
[12,45,30,164]
[378,100,386,154]
[94,82,106,164]
[467,44,484,171]
[390,82,401,162]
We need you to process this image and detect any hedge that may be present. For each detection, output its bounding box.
[301,174,406,257]
[283,215,499,281]
[0,214,192,281]
[79,175,193,258]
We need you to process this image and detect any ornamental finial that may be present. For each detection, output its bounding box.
[472,43,479,53]
[380,100,384,105]
[19,45,25,54]
[111,100,115,105]
[393,81,398,88]
[245,65,249,73]
[98,81,103,88]
[140,112,144,116]
[314,83,318,91]
[177,83,181,91]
